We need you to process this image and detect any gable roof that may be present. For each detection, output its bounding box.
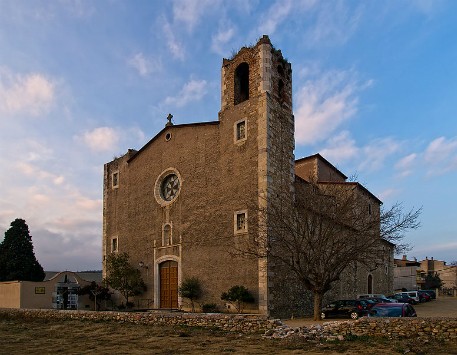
[295,153,348,180]
[127,120,220,163]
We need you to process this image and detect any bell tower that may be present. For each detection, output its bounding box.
[219,35,295,315]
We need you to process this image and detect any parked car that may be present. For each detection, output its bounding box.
[420,289,436,300]
[321,299,373,320]
[365,296,397,304]
[395,291,420,304]
[358,293,387,299]
[418,290,431,302]
[388,294,417,304]
[368,303,417,317]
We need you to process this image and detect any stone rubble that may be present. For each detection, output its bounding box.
[262,317,457,342]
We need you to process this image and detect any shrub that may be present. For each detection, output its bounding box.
[179,277,202,312]
[202,303,219,313]
[221,285,255,313]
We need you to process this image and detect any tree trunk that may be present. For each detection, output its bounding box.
[313,290,323,321]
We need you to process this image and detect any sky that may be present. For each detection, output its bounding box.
[0,0,456,271]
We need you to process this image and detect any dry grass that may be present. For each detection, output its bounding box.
[1,315,456,354]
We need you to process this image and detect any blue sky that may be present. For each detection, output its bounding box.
[0,0,456,271]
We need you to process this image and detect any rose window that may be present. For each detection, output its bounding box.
[161,174,180,201]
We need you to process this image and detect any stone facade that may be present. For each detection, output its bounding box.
[103,36,393,318]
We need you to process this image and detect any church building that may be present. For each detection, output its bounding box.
[103,36,393,317]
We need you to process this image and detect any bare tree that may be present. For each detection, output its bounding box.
[380,202,421,254]
[236,178,421,320]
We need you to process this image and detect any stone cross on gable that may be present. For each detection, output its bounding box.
[166,113,173,127]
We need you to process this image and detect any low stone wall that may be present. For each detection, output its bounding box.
[268,317,457,342]
[1,309,456,342]
[0,308,280,333]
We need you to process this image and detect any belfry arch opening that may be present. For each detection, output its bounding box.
[234,62,249,105]
[278,79,285,101]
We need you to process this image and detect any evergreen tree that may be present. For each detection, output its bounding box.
[424,272,443,290]
[0,218,45,281]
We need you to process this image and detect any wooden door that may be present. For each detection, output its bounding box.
[160,261,178,309]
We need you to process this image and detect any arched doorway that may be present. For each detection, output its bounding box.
[367,274,373,294]
[159,260,178,309]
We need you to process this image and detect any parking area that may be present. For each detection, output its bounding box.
[283,297,457,327]
[414,296,457,317]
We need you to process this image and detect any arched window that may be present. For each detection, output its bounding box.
[234,62,249,105]
[367,274,373,293]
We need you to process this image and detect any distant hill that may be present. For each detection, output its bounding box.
[44,271,102,283]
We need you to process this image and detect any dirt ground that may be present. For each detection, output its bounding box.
[0,298,456,355]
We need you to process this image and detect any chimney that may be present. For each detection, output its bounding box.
[402,255,407,261]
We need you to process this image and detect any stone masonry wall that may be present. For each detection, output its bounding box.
[269,317,457,342]
[1,308,456,342]
[0,309,280,334]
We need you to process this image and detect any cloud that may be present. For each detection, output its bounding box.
[412,241,457,256]
[0,70,55,116]
[163,19,185,60]
[423,136,457,176]
[211,22,236,56]
[319,131,401,173]
[377,188,400,202]
[320,131,358,162]
[80,127,120,152]
[172,0,220,31]
[164,79,208,107]
[359,137,401,172]
[127,53,161,77]
[257,0,294,35]
[0,159,102,271]
[295,68,371,145]
[33,226,101,271]
[16,161,65,186]
[395,153,417,178]
[304,1,362,46]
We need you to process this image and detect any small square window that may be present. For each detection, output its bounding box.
[234,119,247,143]
[112,171,119,188]
[111,237,118,253]
[234,210,248,234]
